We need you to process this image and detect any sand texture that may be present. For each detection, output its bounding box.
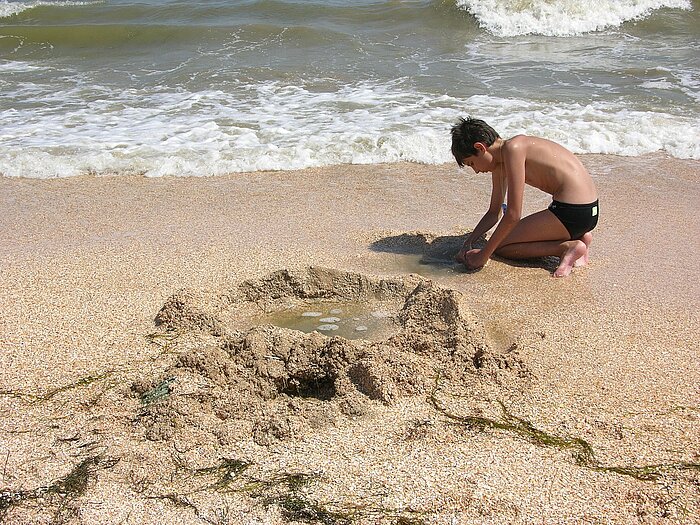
[1,155,699,524]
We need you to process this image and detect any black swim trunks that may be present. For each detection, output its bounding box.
[548,199,599,240]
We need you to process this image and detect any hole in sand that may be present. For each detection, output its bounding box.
[144,267,528,446]
[280,375,337,401]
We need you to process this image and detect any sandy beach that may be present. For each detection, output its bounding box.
[1,154,699,524]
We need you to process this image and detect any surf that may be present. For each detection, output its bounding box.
[455,0,693,36]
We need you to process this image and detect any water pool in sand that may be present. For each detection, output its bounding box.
[257,301,397,340]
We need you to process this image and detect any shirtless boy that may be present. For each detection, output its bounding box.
[452,117,599,277]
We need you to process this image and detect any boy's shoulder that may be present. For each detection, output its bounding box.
[503,134,561,157]
[503,134,533,148]
[500,134,532,159]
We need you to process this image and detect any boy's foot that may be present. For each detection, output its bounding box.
[554,240,588,277]
[574,232,592,267]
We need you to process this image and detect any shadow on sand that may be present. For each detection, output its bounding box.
[369,232,559,274]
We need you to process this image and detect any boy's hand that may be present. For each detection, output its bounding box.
[464,249,488,270]
[455,238,475,264]
[455,246,469,264]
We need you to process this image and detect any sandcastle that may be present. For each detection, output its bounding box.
[134,266,528,447]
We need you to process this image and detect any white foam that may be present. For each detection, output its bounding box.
[473,95,700,159]
[0,59,42,72]
[1,80,698,179]
[0,0,101,19]
[456,0,692,37]
[640,80,676,90]
[677,71,700,104]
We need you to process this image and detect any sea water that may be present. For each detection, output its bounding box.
[258,301,397,340]
[1,0,698,178]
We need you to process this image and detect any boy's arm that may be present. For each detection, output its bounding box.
[469,141,525,264]
[456,172,505,261]
[464,212,498,248]
[464,172,505,247]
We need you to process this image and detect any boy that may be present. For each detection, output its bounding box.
[451,117,598,277]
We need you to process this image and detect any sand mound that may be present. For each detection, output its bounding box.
[135,267,529,446]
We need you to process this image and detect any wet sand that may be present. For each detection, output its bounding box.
[0,155,699,523]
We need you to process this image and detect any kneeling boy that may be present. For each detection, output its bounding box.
[452,117,599,277]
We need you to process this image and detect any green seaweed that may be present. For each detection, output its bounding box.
[0,332,181,405]
[0,371,113,404]
[595,463,700,482]
[271,493,353,525]
[0,455,119,519]
[147,492,198,510]
[497,401,597,466]
[152,460,425,524]
[429,375,700,482]
[254,472,426,524]
[240,471,318,497]
[270,493,427,525]
[140,377,175,405]
[42,372,114,402]
[395,518,427,525]
[194,458,253,491]
[145,331,183,355]
[46,457,107,497]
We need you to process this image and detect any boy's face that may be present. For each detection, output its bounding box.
[461,143,492,174]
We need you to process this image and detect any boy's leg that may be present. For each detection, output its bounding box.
[494,209,589,277]
[575,232,593,267]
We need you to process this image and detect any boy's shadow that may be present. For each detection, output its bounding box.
[369,232,558,273]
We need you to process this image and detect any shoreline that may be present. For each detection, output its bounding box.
[2,154,698,304]
[1,154,699,523]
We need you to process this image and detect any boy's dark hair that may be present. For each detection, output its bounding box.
[450,117,500,166]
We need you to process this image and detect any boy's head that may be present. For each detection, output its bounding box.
[450,117,500,167]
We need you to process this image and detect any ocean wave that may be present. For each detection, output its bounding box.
[1,82,697,178]
[455,0,693,36]
[0,0,101,19]
[0,23,240,51]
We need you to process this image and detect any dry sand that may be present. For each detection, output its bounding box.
[0,154,699,524]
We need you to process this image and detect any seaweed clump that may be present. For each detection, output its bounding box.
[1,456,119,521]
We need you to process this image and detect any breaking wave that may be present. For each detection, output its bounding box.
[455,0,693,36]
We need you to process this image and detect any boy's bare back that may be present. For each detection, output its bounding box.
[495,135,597,204]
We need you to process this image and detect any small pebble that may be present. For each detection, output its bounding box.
[371,311,390,318]
[301,311,323,317]
[330,309,342,314]
[355,325,368,332]
[320,317,341,323]
[316,324,339,331]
